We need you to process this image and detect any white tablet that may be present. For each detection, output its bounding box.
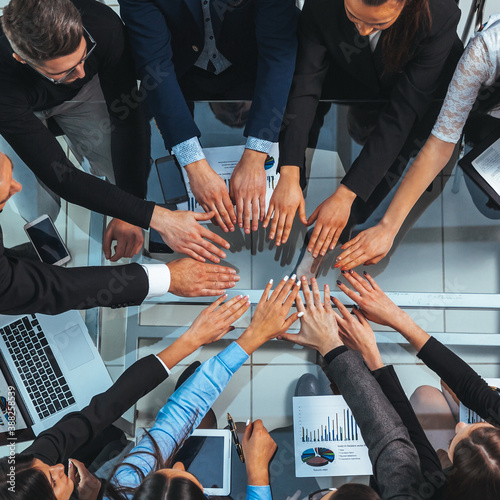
[185,429,232,496]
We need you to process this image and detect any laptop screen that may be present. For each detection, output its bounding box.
[0,351,34,445]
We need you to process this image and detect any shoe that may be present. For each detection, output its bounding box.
[175,361,201,390]
[294,373,320,397]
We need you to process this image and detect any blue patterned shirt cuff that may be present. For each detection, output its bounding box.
[172,137,205,167]
[245,136,273,155]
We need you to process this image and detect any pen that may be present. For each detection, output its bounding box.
[227,412,245,463]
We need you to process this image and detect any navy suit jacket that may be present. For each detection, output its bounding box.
[118,0,298,148]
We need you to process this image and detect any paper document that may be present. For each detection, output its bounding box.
[293,395,372,477]
[472,138,500,195]
[459,378,500,424]
[178,144,280,222]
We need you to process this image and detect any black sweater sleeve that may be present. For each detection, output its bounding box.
[372,365,446,499]
[417,337,500,425]
[24,355,168,465]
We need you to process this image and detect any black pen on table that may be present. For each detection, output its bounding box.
[227,412,245,463]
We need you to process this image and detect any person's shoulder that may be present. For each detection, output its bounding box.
[73,0,121,25]
[428,0,460,29]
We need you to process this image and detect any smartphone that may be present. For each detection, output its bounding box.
[156,155,189,204]
[24,214,71,266]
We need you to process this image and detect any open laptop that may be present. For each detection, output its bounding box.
[0,310,112,444]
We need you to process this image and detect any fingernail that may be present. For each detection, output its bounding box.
[349,269,354,274]
[230,227,235,232]
[341,270,347,274]
[297,312,305,318]
[269,278,274,285]
[336,280,342,286]
[68,460,73,469]
[283,275,289,281]
[244,295,249,300]
[223,293,228,297]
[291,274,296,281]
[353,305,359,310]
[234,275,240,281]
[236,294,242,299]
[363,271,368,276]
[330,295,335,301]
[336,256,342,262]
[301,276,307,281]
[246,419,251,426]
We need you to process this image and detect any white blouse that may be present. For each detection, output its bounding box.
[432,14,500,144]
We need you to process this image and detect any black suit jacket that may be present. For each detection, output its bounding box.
[279,0,462,202]
[0,226,148,315]
[118,0,298,148]
[24,354,168,466]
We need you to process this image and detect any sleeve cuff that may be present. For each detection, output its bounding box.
[154,355,171,376]
[246,485,272,500]
[172,137,205,167]
[245,136,273,154]
[323,345,348,365]
[140,264,171,299]
[218,342,250,372]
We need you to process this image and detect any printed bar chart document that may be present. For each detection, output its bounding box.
[293,395,372,477]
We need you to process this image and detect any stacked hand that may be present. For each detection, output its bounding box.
[184,294,250,347]
[229,149,268,234]
[167,258,239,296]
[279,277,343,355]
[335,222,397,271]
[331,295,383,371]
[185,159,236,232]
[306,185,356,258]
[335,270,405,330]
[237,276,301,354]
[150,206,230,264]
[160,294,250,369]
[263,166,307,245]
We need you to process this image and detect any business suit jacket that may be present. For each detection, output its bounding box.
[327,349,424,499]
[279,0,462,202]
[0,226,148,315]
[24,354,168,466]
[118,0,298,148]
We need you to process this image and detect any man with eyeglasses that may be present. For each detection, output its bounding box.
[0,0,229,265]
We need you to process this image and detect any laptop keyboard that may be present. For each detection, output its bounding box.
[0,315,76,420]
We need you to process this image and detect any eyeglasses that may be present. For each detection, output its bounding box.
[309,488,338,500]
[25,28,96,84]
[227,412,245,463]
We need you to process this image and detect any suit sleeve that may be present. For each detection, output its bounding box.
[118,0,200,149]
[342,8,462,201]
[24,355,168,465]
[0,87,155,228]
[243,0,298,143]
[327,350,423,500]
[0,242,148,314]
[278,1,330,171]
[92,2,152,200]
[417,337,500,426]
[372,365,445,492]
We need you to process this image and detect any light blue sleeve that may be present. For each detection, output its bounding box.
[245,137,273,155]
[172,136,205,167]
[111,342,249,491]
[246,485,272,500]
